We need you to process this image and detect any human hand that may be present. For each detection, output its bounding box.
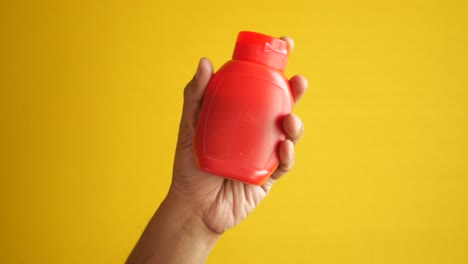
[127,37,308,264]
[170,37,308,235]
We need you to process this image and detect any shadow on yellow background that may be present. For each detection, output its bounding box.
[1,0,467,263]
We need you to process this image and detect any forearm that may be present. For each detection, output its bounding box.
[126,191,220,264]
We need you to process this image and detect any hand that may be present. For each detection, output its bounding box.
[127,37,308,264]
[170,37,308,235]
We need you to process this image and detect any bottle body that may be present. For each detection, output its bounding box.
[194,59,293,185]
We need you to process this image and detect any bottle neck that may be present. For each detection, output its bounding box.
[232,32,289,71]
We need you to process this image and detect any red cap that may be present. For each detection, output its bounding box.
[232,31,290,71]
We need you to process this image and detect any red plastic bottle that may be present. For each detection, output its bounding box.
[194,31,294,185]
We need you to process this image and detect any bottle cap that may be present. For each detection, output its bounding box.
[233,31,290,71]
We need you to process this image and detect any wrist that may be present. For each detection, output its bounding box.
[164,188,221,244]
[127,189,220,264]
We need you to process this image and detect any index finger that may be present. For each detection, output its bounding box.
[280,36,294,54]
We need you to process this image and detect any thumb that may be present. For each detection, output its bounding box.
[177,58,213,150]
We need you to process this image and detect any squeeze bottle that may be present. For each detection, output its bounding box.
[194,31,294,185]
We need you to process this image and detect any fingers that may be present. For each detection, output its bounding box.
[177,58,213,150]
[283,113,304,145]
[280,36,294,53]
[265,37,305,182]
[290,75,308,104]
[269,113,303,180]
[182,57,213,124]
[279,36,308,104]
[268,115,302,181]
[270,139,295,180]
[183,57,213,107]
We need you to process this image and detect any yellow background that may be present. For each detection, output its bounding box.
[1,0,467,263]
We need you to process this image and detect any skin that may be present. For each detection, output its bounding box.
[126,37,308,264]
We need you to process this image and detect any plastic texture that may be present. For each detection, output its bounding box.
[194,31,294,185]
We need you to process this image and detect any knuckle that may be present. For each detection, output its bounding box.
[183,83,192,98]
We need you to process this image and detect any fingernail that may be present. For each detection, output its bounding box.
[294,115,301,127]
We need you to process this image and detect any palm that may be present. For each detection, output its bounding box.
[203,179,273,234]
[173,138,274,234]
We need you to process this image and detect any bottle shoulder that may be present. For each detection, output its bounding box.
[215,60,289,88]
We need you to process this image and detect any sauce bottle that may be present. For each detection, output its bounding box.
[194,31,293,185]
